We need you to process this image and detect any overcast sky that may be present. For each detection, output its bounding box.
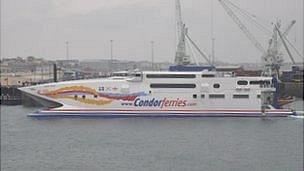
[1,0,303,63]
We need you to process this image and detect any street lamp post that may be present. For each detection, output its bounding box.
[110,40,113,73]
[151,41,154,70]
[66,41,69,60]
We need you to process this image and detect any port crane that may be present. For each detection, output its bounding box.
[174,0,212,66]
[218,0,301,78]
[262,21,297,77]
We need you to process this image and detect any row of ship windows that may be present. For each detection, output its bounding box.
[150,84,196,88]
[149,82,269,89]
[146,74,271,85]
[146,74,214,78]
[237,80,271,85]
[72,94,260,100]
[150,79,272,89]
[194,94,261,99]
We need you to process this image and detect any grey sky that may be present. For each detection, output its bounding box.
[1,0,303,63]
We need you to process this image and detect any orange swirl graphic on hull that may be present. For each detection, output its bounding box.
[38,86,112,106]
[38,86,99,96]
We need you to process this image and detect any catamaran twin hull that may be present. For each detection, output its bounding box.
[20,71,295,117]
[29,109,293,117]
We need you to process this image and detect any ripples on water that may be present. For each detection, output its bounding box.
[1,102,303,171]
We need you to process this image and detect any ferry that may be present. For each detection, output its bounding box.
[19,70,294,117]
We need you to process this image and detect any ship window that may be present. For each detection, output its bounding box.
[131,73,142,77]
[193,94,197,99]
[213,83,220,88]
[94,95,98,98]
[233,94,249,99]
[250,81,260,85]
[150,84,196,89]
[202,74,215,78]
[146,74,196,78]
[209,94,225,99]
[201,94,205,98]
[257,94,261,98]
[82,95,86,99]
[250,80,271,85]
[237,80,248,85]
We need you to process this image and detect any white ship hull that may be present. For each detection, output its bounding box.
[20,71,294,117]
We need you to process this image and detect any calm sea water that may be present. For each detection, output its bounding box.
[1,101,303,171]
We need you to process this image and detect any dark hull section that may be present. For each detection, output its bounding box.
[279,82,303,99]
[1,86,22,105]
[22,92,62,108]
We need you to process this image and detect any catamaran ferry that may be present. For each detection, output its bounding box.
[20,70,294,117]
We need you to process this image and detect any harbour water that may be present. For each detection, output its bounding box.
[1,102,303,171]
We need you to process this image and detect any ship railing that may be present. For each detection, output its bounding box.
[1,95,21,100]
